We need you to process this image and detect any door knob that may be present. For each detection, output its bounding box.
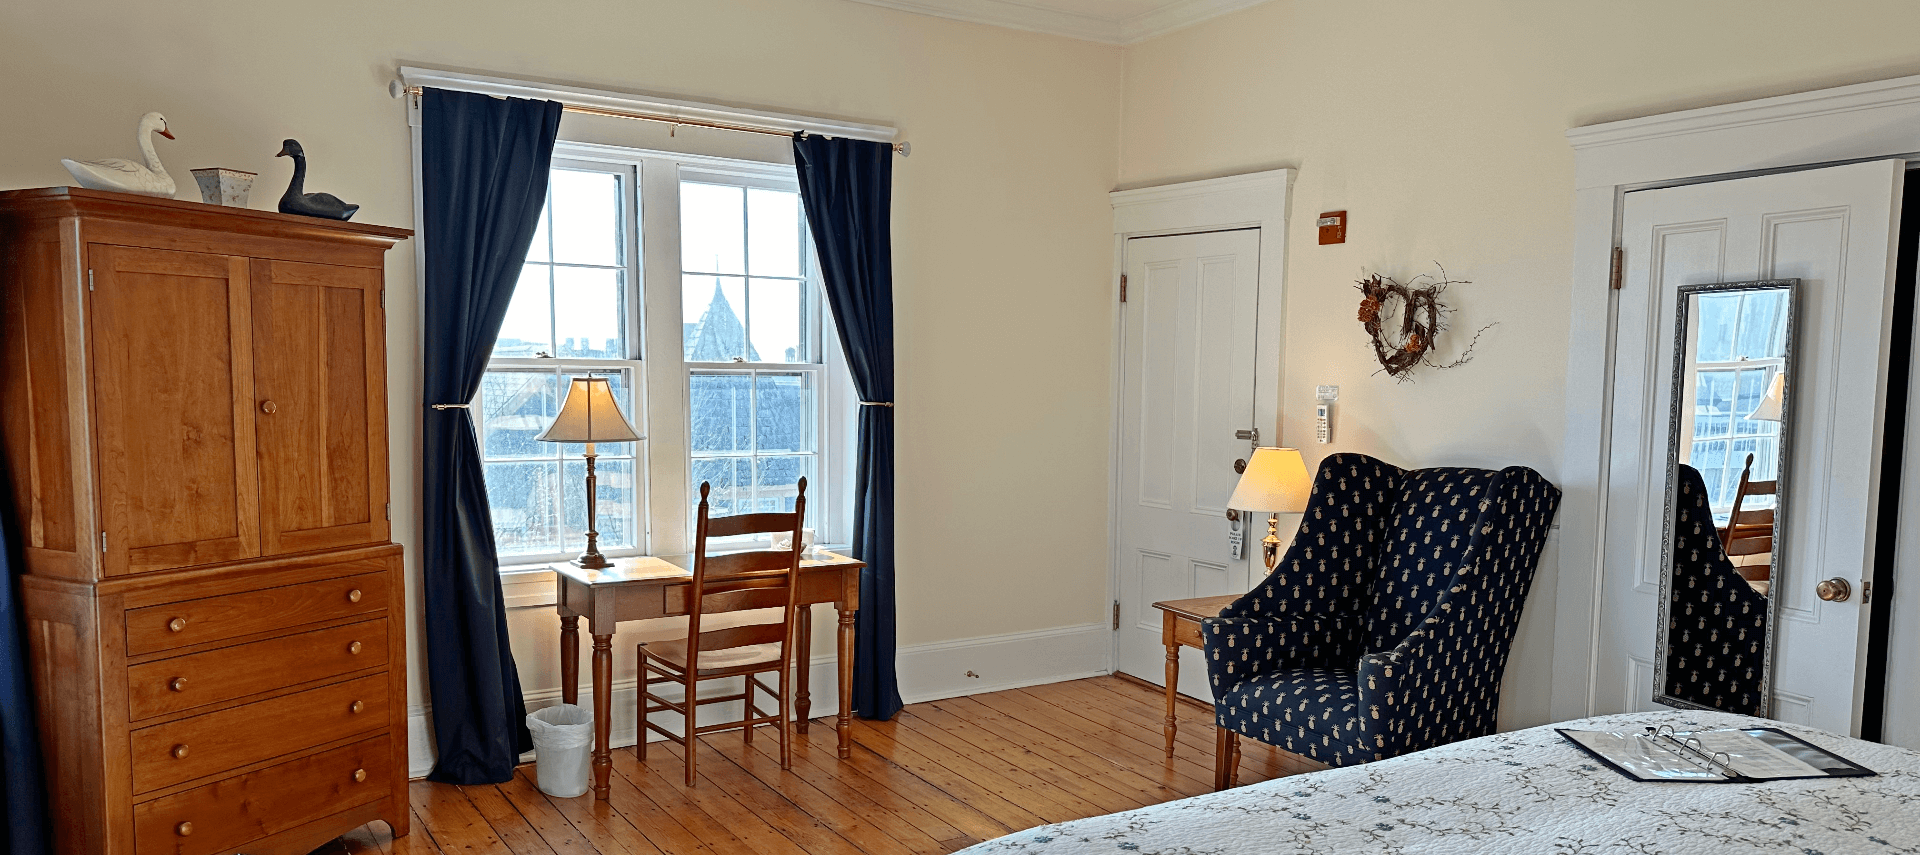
[1233,458,1247,474]
[1816,578,1853,602]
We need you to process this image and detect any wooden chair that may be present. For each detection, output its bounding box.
[637,478,808,786]
[1721,453,1776,583]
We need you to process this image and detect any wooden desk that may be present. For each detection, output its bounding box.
[1150,595,1238,757]
[554,550,864,799]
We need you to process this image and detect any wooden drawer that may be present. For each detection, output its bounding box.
[133,735,389,855]
[127,618,387,720]
[129,673,387,794]
[125,570,385,656]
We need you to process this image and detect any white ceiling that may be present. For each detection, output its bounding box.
[844,0,1272,45]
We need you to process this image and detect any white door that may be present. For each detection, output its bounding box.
[1596,159,1904,735]
[1114,228,1262,700]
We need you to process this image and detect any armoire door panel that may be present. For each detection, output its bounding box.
[251,259,388,555]
[88,244,260,575]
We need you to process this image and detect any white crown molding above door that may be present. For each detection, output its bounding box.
[840,0,1273,45]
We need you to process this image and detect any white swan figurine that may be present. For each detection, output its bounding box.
[62,112,177,198]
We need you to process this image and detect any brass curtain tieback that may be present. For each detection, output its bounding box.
[858,401,894,407]
[429,403,472,410]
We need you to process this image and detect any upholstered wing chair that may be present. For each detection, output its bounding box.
[1661,463,1768,716]
[1200,453,1561,786]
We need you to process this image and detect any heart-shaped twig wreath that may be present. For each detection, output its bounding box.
[1355,265,1494,381]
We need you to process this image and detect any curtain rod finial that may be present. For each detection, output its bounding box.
[389,79,407,100]
[894,141,910,157]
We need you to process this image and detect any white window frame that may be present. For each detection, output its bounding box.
[486,141,856,574]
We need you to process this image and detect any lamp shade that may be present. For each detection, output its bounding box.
[536,376,641,443]
[1227,447,1312,513]
[1746,372,1785,422]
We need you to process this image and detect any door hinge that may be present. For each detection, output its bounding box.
[1863,580,1873,605]
[88,269,94,292]
[1608,246,1624,291]
[384,502,390,521]
[1119,274,1128,303]
[379,289,385,309]
[1112,600,1121,631]
[100,531,107,554]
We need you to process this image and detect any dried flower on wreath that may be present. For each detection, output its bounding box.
[1353,265,1495,381]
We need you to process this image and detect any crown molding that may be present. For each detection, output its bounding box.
[842,0,1271,45]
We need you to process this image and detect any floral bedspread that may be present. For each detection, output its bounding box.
[958,711,1920,854]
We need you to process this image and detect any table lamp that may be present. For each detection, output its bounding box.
[1227,447,1312,570]
[537,376,641,569]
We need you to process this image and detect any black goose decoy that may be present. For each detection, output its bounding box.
[275,139,359,220]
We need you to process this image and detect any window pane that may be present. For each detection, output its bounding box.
[1733,369,1771,435]
[526,199,551,263]
[683,275,749,361]
[754,454,815,513]
[1734,291,1788,360]
[480,371,558,459]
[564,458,636,550]
[692,456,752,517]
[749,278,807,363]
[554,266,625,359]
[755,372,816,453]
[1695,294,1738,364]
[486,460,562,556]
[550,170,621,266]
[689,373,753,453]
[747,188,802,278]
[1694,371,1733,438]
[495,264,552,358]
[558,369,639,457]
[681,182,745,275]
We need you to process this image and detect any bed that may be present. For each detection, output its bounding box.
[957,710,1920,854]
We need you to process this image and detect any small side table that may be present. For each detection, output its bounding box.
[1150,595,1239,757]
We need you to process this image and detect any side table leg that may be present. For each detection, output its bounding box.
[794,605,813,734]
[837,606,855,759]
[560,615,579,706]
[592,633,612,799]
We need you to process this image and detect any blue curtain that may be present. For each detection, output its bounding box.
[1,486,49,855]
[793,134,903,721]
[421,87,562,783]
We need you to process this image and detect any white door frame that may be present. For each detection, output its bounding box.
[1557,75,1920,738]
[1106,169,1293,675]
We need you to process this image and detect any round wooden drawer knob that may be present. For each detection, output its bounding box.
[350,700,366,715]
[171,744,189,759]
[260,400,278,414]
[167,617,187,633]
[348,641,364,655]
[347,588,363,604]
[352,768,367,783]
[176,821,193,837]
[168,677,187,692]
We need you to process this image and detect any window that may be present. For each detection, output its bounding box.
[682,176,822,516]
[1686,290,1788,517]
[474,148,850,566]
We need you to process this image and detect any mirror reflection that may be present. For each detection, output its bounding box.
[1657,280,1795,716]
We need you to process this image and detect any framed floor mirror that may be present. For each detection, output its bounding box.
[1654,279,1797,715]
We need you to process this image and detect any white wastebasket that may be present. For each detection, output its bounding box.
[526,704,594,798]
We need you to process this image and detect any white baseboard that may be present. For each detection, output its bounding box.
[408,621,1111,779]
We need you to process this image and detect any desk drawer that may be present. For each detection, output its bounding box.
[127,619,387,720]
[126,571,386,656]
[133,735,390,855]
[130,673,387,794]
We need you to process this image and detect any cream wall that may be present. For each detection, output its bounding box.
[1119,0,1920,727]
[0,0,1123,724]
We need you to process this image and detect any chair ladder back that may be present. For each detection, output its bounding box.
[686,479,810,674]
[1721,453,1778,554]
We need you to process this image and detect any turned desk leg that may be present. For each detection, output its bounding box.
[837,605,855,758]
[591,633,612,799]
[1163,637,1180,758]
[794,606,813,734]
[560,615,579,706]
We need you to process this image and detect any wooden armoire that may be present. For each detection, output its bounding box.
[0,187,412,854]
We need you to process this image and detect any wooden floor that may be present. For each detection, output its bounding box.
[318,675,1322,854]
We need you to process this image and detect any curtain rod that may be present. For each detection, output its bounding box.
[392,84,909,156]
